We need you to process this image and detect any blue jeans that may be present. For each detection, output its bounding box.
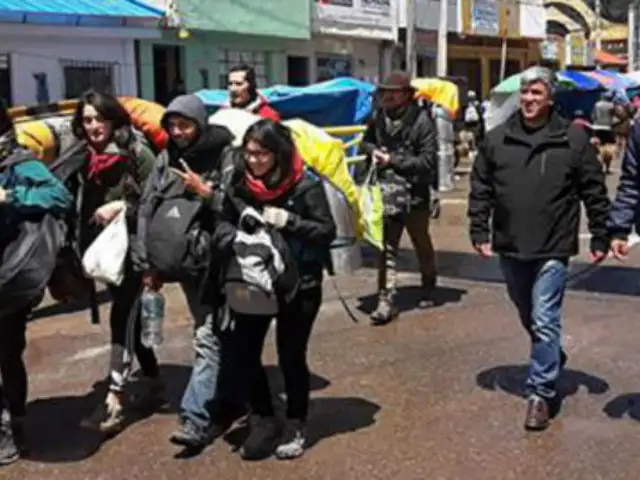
[180,280,222,432]
[499,256,568,399]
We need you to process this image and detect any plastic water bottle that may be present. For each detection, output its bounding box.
[140,288,165,348]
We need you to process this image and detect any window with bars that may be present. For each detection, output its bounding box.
[218,50,269,88]
[0,54,11,107]
[62,60,116,99]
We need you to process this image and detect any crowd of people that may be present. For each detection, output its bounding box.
[1,62,640,469]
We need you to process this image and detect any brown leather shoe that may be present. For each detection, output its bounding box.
[524,395,550,431]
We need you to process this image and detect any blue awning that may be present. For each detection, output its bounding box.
[0,0,163,26]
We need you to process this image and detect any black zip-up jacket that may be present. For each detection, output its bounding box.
[468,111,610,258]
[219,168,337,284]
[360,101,438,209]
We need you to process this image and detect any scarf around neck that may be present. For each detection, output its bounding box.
[244,150,304,202]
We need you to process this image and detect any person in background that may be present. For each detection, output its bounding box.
[227,64,280,121]
[133,94,238,450]
[0,102,73,466]
[70,90,163,435]
[220,119,335,460]
[468,66,610,431]
[610,110,640,261]
[360,71,438,325]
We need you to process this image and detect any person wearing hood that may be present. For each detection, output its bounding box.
[0,101,72,466]
[132,94,237,450]
[227,64,280,121]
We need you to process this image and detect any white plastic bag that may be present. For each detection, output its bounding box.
[82,209,128,285]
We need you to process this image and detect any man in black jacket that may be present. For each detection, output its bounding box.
[132,94,238,449]
[468,67,610,431]
[361,72,438,325]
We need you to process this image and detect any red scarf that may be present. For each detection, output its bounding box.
[87,148,129,183]
[244,151,304,202]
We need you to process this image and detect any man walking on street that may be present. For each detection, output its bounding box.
[468,67,610,431]
[360,72,438,325]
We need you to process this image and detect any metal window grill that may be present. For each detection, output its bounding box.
[218,50,269,88]
[61,59,118,99]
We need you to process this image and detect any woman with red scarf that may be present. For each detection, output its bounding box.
[68,90,162,434]
[219,119,335,461]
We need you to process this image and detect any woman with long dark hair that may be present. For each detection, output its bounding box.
[69,90,162,434]
[220,119,335,460]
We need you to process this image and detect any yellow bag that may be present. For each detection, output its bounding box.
[284,119,363,238]
[359,166,383,250]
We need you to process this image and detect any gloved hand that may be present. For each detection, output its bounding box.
[263,206,290,229]
[0,186,11,204]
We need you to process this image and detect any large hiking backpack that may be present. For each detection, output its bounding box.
[0,148,76,317]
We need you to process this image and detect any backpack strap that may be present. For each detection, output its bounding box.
[0,149,36,171]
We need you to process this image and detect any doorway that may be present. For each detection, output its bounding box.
[287,56,310,86]
[153,45,185,105]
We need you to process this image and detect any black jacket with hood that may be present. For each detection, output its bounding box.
[468,110,610,258]
[131,94,234,272]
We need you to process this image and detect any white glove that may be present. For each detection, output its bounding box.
[262,206,290,229]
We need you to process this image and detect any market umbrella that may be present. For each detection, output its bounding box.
[411,78,459,118]
[492,71,590,94]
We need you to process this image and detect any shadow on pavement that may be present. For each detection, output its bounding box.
[476,364,610,401]
[265,366,331,395]
[356,285,467,315]
[30,289,111,321]
[367,248,640,297]
[223,396,381,453]
[23,364,190,463]
[603,394,640,422]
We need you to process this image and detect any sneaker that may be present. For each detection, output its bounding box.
[169,419,214,449]
[275,419,306,460]
[240,415,281,461]
[81,391,125,435]
[0,411,19,467]
[370,299,398,326]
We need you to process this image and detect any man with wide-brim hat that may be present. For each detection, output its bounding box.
[360,71,439,325]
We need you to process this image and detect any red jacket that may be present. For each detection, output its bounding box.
[255,98,281,121]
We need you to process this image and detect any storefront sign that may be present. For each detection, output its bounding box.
[540,40,559,61]
[471,0,499,36]
[313,0,396,40]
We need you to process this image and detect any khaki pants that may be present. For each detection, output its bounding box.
[377,208,437,302]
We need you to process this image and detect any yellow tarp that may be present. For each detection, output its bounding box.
[412,78,459,118]
[285,118,364,238]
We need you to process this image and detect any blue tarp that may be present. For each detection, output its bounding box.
[0,0,162,26]
[196,77,376,127]
[558,70,602,91]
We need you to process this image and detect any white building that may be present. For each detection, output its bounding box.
[0,0,162,106]
[285,0,399,85]
[397,0,458,76]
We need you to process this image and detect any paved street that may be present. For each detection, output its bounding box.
[3,172,640,480]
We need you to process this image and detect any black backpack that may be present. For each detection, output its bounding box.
[0,147,79,318]
[144,151,238,283]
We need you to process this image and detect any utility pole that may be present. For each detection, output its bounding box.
[595,0,602,51]
[405,0,416,76]
[436,0,448,77]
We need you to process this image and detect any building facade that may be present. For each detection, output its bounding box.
[0,0,162,106]
[138,0,311,103]
[282,0,398,86]
[454,0,546,97]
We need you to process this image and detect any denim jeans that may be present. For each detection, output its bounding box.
[499,256,568,399]
[179,279,222,432]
